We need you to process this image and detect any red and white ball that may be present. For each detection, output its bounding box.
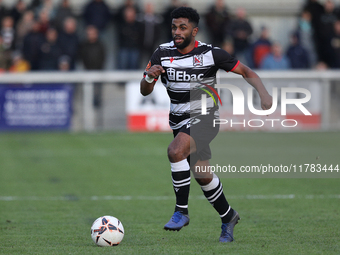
[91,216,124,246]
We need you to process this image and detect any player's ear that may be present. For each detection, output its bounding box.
[192,27,198,37]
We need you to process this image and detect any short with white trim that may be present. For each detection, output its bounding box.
[172,112,219,165]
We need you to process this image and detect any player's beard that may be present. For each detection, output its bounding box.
[174,35,192,50]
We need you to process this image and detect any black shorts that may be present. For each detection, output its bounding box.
[173,113,219,165]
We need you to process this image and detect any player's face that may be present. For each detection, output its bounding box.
[171,18,197,50]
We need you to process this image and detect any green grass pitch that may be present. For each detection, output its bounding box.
[0,131,339,254]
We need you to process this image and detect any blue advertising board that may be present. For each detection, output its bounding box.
[0,84,73,130]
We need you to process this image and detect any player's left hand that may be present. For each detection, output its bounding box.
[260,93,273,111]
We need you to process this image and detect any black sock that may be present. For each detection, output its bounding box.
[201,175,234,223]
[172,170,190,214]
[171,160,191,215]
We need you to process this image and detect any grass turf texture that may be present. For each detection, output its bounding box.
[0,131,339,255]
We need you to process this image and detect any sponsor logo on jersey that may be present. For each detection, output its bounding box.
[167,68,204,82]
[193,54,203,66]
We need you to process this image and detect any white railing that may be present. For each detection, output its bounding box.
[0,70,339,131]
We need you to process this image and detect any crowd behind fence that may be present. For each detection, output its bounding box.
[0,0,339,74]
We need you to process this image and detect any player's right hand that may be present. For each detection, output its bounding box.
[146,65,165,78]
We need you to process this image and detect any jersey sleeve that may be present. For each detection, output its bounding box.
[143,47,162,81]
[212,47,240,72]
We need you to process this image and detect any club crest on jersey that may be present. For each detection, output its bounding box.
[193,54,203,66]
[167,68,176,80]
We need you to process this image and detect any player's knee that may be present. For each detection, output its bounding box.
[167,145,186,162]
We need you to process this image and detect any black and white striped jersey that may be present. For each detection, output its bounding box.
[145,40,239,130]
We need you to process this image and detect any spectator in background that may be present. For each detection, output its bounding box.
[205,0,230,47]
[162,0,181,41]
[115,0,140,24]
[330,20,340,68]
[83,0,111,32]
[9,51,30,72]
[0,0,8,25]
[230,7,253,63]
[22,21,44,70]
[0,35,11,71]
[38,27,61,70]
[37,10,51,35]
[34,0,55,20]
[140,2,162,67]
[79,25,106,107]
[303,0,324,61]
[286,32,310,69]
[15,10,35,50]
[58,54,70,71]
[1,16,15,50]
[10,0,27,28]
[54,0,75,33]
[117,6,143,70]
[261,42,290,70]
[79,25,105,70]
[303,0,324,32]
[58,17,78,70]
[250,26,272,68]
[29,0,42,11]
[318,0,337,66]
[297,9,317,67]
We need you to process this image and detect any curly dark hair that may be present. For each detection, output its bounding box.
[170,7,200,27]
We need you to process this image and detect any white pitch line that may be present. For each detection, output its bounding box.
[0,194,339,201]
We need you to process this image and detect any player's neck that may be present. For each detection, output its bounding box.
[177,40,197,54]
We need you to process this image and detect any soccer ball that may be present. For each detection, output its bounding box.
[90,216,124,246]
